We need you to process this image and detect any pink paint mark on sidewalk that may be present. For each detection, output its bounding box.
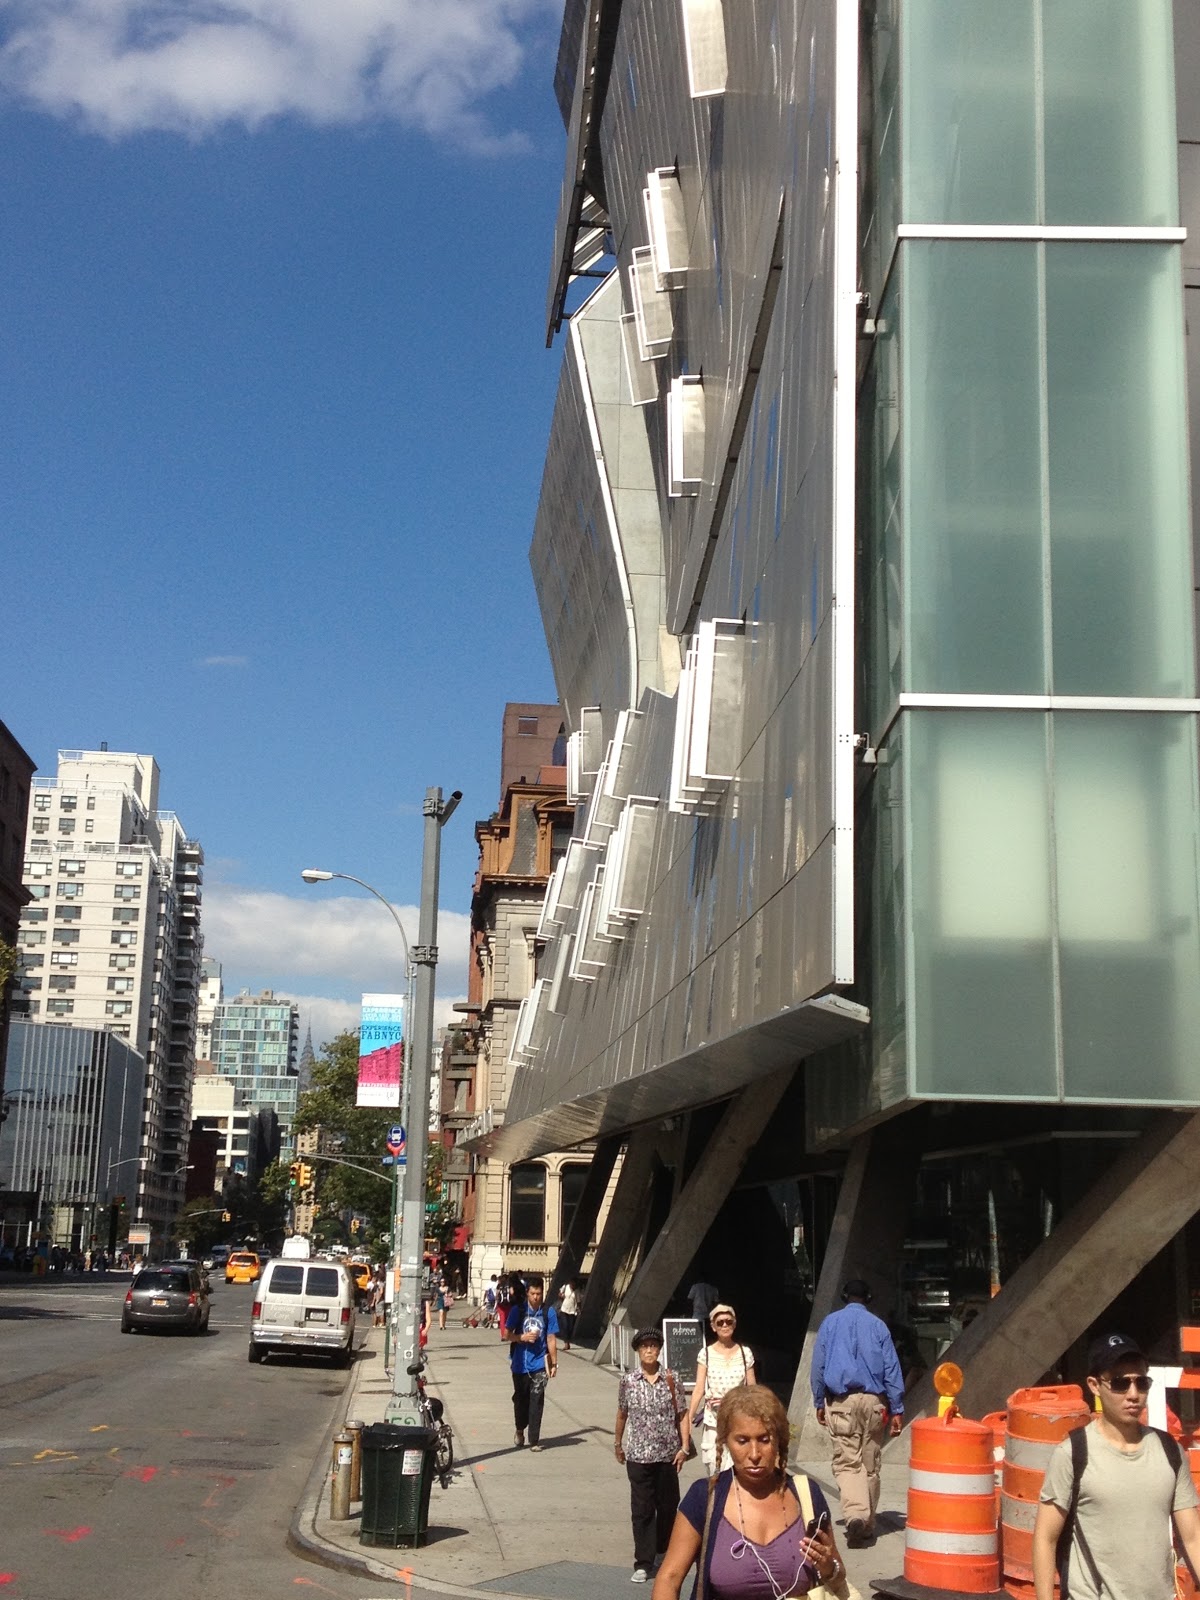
[44,1527,91,1543]
[124,1466,158,1482]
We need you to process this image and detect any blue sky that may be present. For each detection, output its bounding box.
[0,1,574,1045]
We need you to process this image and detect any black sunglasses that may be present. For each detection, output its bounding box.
[1101,1374,1153,1394]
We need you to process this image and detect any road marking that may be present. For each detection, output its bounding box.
[45,1527,91,1542]
[90,1425,108,1433]
[124,1466,158,1482]
[34,1449,78,1462]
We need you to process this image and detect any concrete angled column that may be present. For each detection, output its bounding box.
[547,1134,621,1309]
[903,1111,1200,1422]
[576,1126,661,1346]
[611,1067,796,1345]
[788,1119,923,1459]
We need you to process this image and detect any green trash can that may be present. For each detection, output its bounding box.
[359,1423,436,1548]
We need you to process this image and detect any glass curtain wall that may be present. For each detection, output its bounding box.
[856,0,1200,1110]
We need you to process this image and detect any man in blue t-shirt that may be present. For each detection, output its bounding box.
[503,1277,559,1450]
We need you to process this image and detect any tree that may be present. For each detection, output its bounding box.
[294,1029,455,1253]
[175,1196,225,1255]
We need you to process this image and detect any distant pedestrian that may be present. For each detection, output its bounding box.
[558,1280,579,1348]
[1032,1331,1200,1600]
[503,1277,558,1451]
[483,1275,498,1328]
[687,1280,719,1326]
[691,1304,756,1474]
[614,1327,690,1583]
[811,1277,904,1546]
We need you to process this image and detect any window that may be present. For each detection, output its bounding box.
[644,167,689,288]
[680,0,727,96]
[112,907,138,923]
[50,951,78,967]
[111,931,137,947]
[508,1163,546,1241]
[517,715,539,736]
[268,1264,304,1295]
[52,928,80,944]
[59,859,85,875]
[21,954,44,969]
[560,1163,594,1243]
[28,884,49,900]
[46,998,74,1015]
[85,819,94,833]
[109,954,136,969]
[20,929,45,946]
[56,882,83,899]
[106,1000,132,1016]
[667,374,705,496]
[48,975,75,992]
[87,795,96,810]
[107,977,134,992]
[25,859,50,878]
[60,794,76,811]
[55,905,82,922]
[24,907,47,923]
[307,1266,341,1298]
[33,793,51,812]
[58,819,76,834]
[116,861,142,877]
[114,884,140,901]
[31,818,49,834]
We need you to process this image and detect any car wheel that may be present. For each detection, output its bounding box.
[121,1316,132,1334]
[248,1343,264,1364]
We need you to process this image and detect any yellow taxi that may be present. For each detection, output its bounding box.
[348,1261,371,1295]
[225,1250,261,1285]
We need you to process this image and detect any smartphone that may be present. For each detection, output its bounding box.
[805,1511,829,1538]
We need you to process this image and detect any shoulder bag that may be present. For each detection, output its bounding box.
[791,1474,861,1600]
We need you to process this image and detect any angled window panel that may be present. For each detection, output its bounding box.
[669,652,707,812]
[668,374,705,497]
[547,930,575,1014]
[584,743,622,844]
[621,314,659,405]
[630,248,673,354]
[681,0,728,97]
[507,995,532,1065]
[611,799,659,918]
[536,856,569,939]
[558,837,602,914]
[566,730,585,804]
[525,978,551,1056]
[568,876,604,981]
[579,705,605,777]
[689,619,745,784]
[644,169,689,288]
[602,709,643,803]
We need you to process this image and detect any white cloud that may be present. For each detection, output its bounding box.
[0,0,553,149]
[202,884,473,1035]
[198,654,248,667]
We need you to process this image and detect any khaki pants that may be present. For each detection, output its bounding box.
[826,1392,887,1529]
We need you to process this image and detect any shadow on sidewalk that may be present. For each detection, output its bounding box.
[459,1425,606,1467]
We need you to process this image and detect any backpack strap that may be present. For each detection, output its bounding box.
[1056,1425,1089,1598]
[695,1475,719,1600]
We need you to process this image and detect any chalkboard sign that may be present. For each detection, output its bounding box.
[662,1318,705,1387]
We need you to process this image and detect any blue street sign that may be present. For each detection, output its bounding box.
[382,1155,395,1166]
[386,1124,406,1157]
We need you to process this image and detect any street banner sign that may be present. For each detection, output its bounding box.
[357,993,405,1107]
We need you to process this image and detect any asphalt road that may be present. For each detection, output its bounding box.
[0,1273,389,1600]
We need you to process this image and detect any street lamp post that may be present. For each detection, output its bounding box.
[301,866,416,1373]
[301,783,460,1425]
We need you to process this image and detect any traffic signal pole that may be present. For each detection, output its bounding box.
[387,786,459,1424]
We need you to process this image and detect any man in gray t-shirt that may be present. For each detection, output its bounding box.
[1033,1332,1200,1600]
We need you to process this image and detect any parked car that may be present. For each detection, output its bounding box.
[121,1265,210,1335]
[225,1251,262,1285]
[248,1257,355,1366]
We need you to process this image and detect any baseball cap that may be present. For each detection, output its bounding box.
[631,1327,664,1350]
[1086,1331,1146,1376]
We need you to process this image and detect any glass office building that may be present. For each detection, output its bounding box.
[209,991,299,1158]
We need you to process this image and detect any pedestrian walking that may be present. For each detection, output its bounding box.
[615,1327,691,1583]
[503,1276,558,1450]
[558,1280,579,1348]
[1032,1331,1200,1600]
[691,1304,756,1474]
[810,1278,904,1546]
[482,1275,499,1328]
[687,1279,719,1326]
[654,1385,852,1600]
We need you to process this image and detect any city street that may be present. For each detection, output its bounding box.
[0,1273,389,1600]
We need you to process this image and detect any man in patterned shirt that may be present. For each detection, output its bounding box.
[614,1328,692,1583]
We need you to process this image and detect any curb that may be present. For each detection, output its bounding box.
[286,1333,544,1599]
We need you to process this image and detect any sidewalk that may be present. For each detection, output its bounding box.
[291,1320,911,1597]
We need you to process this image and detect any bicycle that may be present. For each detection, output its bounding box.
[407,1357,454,1487]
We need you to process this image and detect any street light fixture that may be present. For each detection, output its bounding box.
[301,785,461,1424]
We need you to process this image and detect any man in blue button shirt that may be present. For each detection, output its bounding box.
[811,1278,905,1546]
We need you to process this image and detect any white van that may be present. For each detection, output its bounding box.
[248,1257,355,1366]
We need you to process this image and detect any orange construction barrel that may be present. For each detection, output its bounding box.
[905,1415,1001,1594]
[1000,1386,1091,1596]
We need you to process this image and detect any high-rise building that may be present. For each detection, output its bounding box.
[0,719,35,1105]
[0,1021,145,1252]
[473,0,1200,1417]
[209,990,300,1157]
[9,749,203,1239]
[195,956,223,1064]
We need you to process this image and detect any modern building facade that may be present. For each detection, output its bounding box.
[9,750,203,1239]
[0,1021,145,1251]
[474,0,1200,1419]
[208,989,300,1157]
[0,719,34,1108]
[195,957,223,1064]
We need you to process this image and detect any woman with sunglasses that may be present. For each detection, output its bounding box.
[692,1304,757,1474]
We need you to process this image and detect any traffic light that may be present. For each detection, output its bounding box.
[288,1162,300,1189]
[115,1194,127,1210]
[222,1211,232,1222]
[298,1162,313,1189]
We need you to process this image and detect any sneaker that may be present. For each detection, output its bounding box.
[530,1443,543,1452]
[631,1569,650,1584]
[514,1432,525,1449]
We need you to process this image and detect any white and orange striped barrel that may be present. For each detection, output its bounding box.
[1000,1386,1090,1595]
[905,1415,1000,1594]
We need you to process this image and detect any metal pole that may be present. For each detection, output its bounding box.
[388,786,457,1423]
[387,956,415,1376]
